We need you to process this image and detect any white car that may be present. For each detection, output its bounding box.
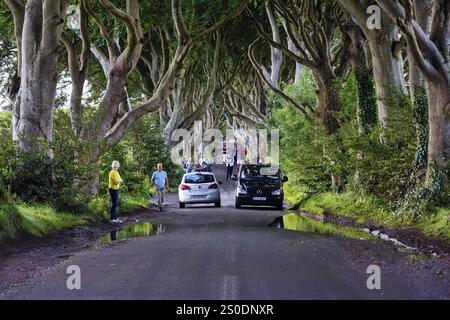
[178,172,221,208]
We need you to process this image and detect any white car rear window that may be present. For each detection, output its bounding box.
[185,174,215,184]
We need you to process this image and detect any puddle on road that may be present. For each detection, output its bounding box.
[97,222,166,246]
[270,213,417,251]
[269,213,375,241]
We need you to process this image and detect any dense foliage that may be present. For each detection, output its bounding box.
[0,110,181,215]
[267,69,439,218]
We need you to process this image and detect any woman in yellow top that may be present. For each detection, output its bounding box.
[109,161,123,223]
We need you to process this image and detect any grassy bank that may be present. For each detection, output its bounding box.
[288,191,450,242]
[0,203,90,240]
[0,192,150,241]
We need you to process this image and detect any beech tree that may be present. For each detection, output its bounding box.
[376,0,449,206]
[4,0,249,195]
[61,0,90,135]
[250,0,350,134]
[404,0,434,185]
[338,0,407,129]
[248,0,351,189]
[6,0,68,154]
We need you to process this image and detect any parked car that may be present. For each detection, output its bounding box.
[178,172,222,208]
[234,164,288,210]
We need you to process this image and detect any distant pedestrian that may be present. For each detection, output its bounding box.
[225,154,234,180]
[234,159,243,176]
[186,161,193,173]
[109,161,123,223]
[233,144,238,164]
[151,163,169,212]
[194,163,202,172]
[201,161,212,173]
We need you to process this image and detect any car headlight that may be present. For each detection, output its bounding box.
[272,189,282,196]
[237,186,247,195]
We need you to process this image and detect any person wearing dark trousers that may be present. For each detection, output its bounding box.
[226,165,233,180]
[109,160,123,223]
[109,189,119,220]
[225,154,234,180]
[233,144,238,165]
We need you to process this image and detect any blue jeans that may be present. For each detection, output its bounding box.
[109,189,119,220]
[156,187,165,208]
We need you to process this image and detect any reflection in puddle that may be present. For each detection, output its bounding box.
[98,222,165,246]
[269,213,374,241]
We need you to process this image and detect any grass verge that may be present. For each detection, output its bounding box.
[0,203,89,240]
[0,192,150,241]
[293,192,450,242]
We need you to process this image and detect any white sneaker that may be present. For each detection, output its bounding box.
[116,219,123,223]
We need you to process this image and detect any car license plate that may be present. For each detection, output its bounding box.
[253,197,266,201]
[192,195,207,199]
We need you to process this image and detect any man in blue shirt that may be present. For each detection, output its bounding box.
[151,163,169,211]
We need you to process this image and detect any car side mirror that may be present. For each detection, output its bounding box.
[282,176,288,182]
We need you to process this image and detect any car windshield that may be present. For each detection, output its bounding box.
[240,166,280,179]
[184,174,215,184]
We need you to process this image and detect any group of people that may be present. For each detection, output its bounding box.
[108,161,169,223]
[182,159,213,173]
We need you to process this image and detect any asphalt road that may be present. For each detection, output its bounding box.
[1,167,449,300]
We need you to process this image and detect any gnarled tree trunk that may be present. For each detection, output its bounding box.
[312,70,341,135]
[264,3,283,88]
[408,0,434,185]
[376,0,450,210]
[338,0,407,129]
[8,0,68,154]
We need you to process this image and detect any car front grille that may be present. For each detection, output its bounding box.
[246,187,274,196]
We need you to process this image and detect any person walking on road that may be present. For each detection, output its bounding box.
[109,161,123,223]
[225,154,234,180]
[152,163,169,212]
